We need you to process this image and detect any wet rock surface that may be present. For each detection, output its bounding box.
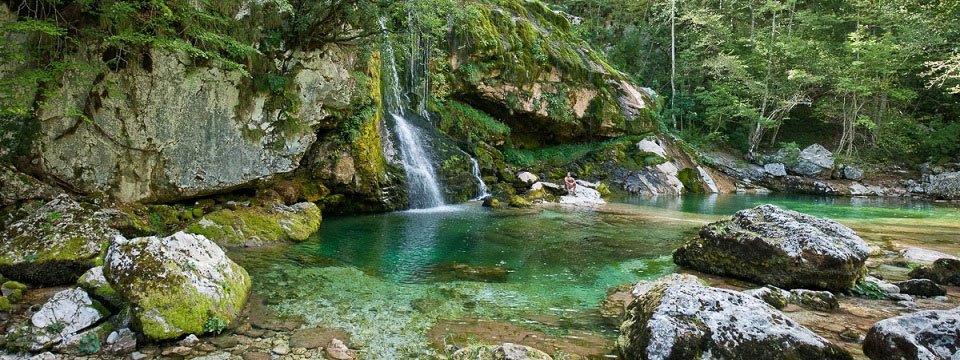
[673,204,869,291]
[616,274,852,360]
[895,279,947,297]
[862,308,960,360]
[186,202,322,247]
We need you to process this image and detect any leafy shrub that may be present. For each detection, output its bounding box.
[203,315,228,334]
[77,333,101,355]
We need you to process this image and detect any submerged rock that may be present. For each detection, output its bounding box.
[186,202,321,247]
[5,288,109,351]
[430,263,510,283]
[616,274,851,360]
[908,258,960,286]
[862,308,960,360]
[673,204,869,291]
[452,343,552,360]
[0,194,118,285]
[103,232,251,340]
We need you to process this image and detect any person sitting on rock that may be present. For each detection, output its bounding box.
[564,172,577,195]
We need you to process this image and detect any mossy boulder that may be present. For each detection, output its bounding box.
[0,194,118,286]
[103,232,251,340]
[673,204,869,291]
[1,280,26,303]
[616,274,851,360]
[186,202,321,247]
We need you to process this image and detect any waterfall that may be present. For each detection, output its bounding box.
[470,157,490,200]
[380,19,446,209]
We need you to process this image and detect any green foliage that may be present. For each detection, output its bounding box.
[430,99,510,146]
[77,333,101,355]
[548,0,960,164]
[203,315,229,334]
[851,279,888,300]
[777,142,801,168]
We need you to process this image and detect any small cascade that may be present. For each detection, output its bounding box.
[469,157,490,200]
[380,19,445,209]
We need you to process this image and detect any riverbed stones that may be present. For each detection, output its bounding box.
[103,232,251,340]
[673,204,869,291]
[616,274,851,360]
[0,194,118,286]
[452,343,552,360]
[5,288,109,351]
[744,286,839,311]
[895,279,946,297]
[324,339,355,360]
[908,258,960,286]
[862,308,960,360]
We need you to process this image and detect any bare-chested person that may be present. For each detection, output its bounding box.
[564,172,577,195]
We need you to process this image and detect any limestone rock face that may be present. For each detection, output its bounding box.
[103,232,250,340]
[673,204,869,291]
[764,163,787,177]
[862,308,960,360]
[34,46,356,203]
[6,288,109,351]
[186,202,321,247]
[616,274,851,360]
[927,171,960,200]
[0,195,118,285]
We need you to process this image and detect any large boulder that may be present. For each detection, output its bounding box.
[103,232,250,340]
[33,45,356,203]
[927,171,960,200]
[673,204,869,291]
[791,144,835,178]
[862,308,960,360]
[0,194,118,285]
[616,274,851,360]
[5,288,109,351]
[186,202,322,247]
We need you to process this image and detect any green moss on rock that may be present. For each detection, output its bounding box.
[0,195,117,286]
[186,202,322,247]
[103,232,251,340]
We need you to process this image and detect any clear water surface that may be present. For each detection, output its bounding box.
[231,194,960,359]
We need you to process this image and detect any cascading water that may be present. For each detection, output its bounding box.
[469,157,490,200]
[380,19,446,209]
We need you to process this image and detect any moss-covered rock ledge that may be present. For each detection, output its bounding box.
[186,202,322,247]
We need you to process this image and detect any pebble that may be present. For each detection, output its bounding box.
[130,352,148,360]
[272,342,290,355]
[179,334,201,347]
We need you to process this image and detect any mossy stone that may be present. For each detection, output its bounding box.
[186,203,322,246]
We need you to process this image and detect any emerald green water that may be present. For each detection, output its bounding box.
[231,195,960,359]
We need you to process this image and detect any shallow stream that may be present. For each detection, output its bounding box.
[231,194,960,359]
